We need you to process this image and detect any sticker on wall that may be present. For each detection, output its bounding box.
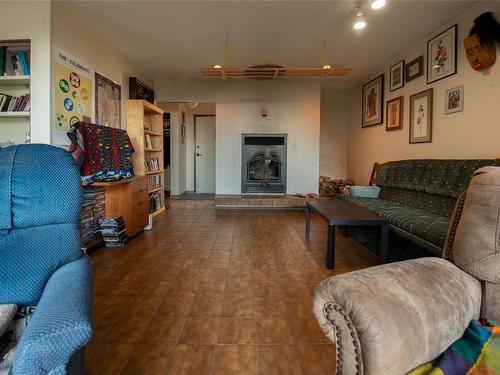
[53,46,93,133]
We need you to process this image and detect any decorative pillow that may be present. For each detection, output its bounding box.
[0,306,16,338]
[0,306,36,375]
[348,186,381,198]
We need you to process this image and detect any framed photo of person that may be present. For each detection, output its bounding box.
[445,85,464,114]
[427,25,457,84]
[390,60,405,91]
[409,89,433,144]
[405,56,424,82]
[362,74,384,127]
[386,96,403,131]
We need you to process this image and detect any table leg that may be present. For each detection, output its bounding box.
[305,204,311,239]
[327,224,336,269]
[380,223,389,264]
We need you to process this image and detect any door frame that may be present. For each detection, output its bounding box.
[194,115,216,194]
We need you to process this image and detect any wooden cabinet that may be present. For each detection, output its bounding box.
[84,176,149,238]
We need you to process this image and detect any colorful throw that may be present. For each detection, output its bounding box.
[409,320,500,375]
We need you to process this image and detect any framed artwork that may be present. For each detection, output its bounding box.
[390,60,405,91]
[129,77,154,104]
[386,96,404,131]
[409,88,433,144]
[445,85,464,114]
[95,72,121,128]
[427,24,457,84]
[362,74,384,127]
[405,56,424,82]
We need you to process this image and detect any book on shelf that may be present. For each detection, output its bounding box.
[148,174,161,190]
[149,192,162,213]
[144,134,153,149]
[0,93,30,112]
[144,157,160,172]
[1,46,30,76]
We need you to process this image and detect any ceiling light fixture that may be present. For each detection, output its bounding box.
[371,0,386,10]
[213,64,222,69]
[352,7,366,30]
[322,40,332,70]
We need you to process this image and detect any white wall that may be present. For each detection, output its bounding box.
[51,2,153,145]
[155,80,321,195]
[347,2,500,184]
[0,1,52,144]
[320,85,349,179]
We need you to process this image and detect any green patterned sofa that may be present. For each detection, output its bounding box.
[341,159,500,260]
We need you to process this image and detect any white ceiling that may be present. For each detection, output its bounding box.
[62,0,476,85]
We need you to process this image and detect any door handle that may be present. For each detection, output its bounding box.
[197,153,202,156]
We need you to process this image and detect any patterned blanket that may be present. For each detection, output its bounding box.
[409,320,499,375]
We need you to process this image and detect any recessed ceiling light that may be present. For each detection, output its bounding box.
[352,7,366,30]
[371,0,386,9]
[353,20,366,29]
[213,64,222,69]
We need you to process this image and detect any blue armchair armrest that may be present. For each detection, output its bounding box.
[12,256,93,375]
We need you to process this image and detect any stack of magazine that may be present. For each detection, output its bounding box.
[99,216,127,248]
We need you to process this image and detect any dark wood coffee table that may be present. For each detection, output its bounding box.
[305,199,388,269]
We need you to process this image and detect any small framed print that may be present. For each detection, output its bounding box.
[427,24,457,84]
[409,88,433,144]
[362,74,384,128]
[405,56,424,82]
[386,96,403,131]
[445,85,464,114]
[390,60,405,91]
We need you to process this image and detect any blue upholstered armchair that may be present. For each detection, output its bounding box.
[0,144,93,374]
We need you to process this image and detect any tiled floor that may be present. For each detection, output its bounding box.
[87,199,378,374]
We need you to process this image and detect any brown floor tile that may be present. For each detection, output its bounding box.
[198,281,226,294]
[140,317,185,343]
[288,318,331,343]
[257,345,303,375]
[157,295,195,317]
[254,296,287,317]
[125,296,163,317]
[103,316,151,344]
[121,343,175,374]
[200,268,227,281]
[213,345,257,375]
[168,279,200,295]
[85,342,134,375]
[256,318,294,343]
[167,344,215,375]
[297,344,336,375]
[178,318,219,344]
[284,296,314,317]
[189,294,224,317]
[223,294,255,317]
[218,318,256,344]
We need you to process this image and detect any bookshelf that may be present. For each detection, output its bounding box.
[0,40,31,146]
[127,100,166,217]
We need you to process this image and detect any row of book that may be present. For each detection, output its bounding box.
[149,174,161,190]
[0,93,30,112]
[145,157,160,172]
[99,216,127,248]
[80,187,105,246]
[0,47,30,76]
[149,192,162,213]
[144,134,154,149]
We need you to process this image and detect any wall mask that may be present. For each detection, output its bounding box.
[464,12,500,71]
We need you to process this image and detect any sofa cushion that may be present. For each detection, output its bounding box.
[341,196,450,248]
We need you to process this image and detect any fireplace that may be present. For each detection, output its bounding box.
[241,134,287,194]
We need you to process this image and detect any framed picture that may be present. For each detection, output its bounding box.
[405,56,424,82]
[445,85,464,114]
[390,60,405,91]
[409,88,433,144]
[427,24,457,84]
[362,74,384,127]
[95,72,121,128]
[129,77,154,104]
[386,96,404,131]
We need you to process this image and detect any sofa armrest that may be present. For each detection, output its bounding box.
[313,257,481,375]
[13,256,93,375]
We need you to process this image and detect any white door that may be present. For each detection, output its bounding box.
[195,116,216,193]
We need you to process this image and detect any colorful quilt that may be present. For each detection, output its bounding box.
[409,320,500,375]
[67,122,134,177]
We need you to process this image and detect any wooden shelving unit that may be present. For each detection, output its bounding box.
[127,100,166,217]
[0,40,31,146]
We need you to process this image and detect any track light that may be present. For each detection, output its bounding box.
[371,0,386,9]
[353,8,366,30]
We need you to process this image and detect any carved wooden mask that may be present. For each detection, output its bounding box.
[464,33,497,70]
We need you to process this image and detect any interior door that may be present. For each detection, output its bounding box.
[195,116,216,193]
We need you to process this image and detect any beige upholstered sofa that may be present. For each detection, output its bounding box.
[313,166,500,375]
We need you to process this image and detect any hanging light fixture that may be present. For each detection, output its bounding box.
[213,38,229,75]
[353,7,367,30]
